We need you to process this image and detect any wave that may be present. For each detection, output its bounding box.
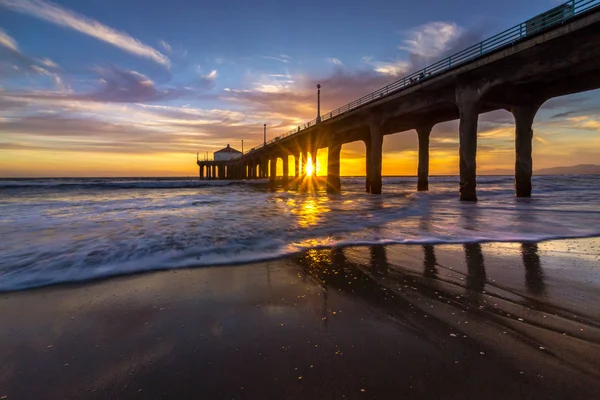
[0,179,261,190]
[2,230,600,293]
[2,175,600,292]
[2,174,598,191]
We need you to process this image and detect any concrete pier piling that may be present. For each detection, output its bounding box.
[512,103,541,198]
[327,143,341,193]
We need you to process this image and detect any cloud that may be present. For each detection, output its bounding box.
[30,64,52,75]
[7,66,174,103]
[0,30,64,86]
[399,22,464,58]
[39,58,58,68]
[159,40,172,53]
[543,94,589,112]
[0,99,270,157]
[327,57,343,66]
[0,115,207,154]
[249,73,295,94]
[0,0,171,67]
[3,64,217,103]
[0,28,19,52]
[357,21,482,80]
[369,60,410,76]
[218,67,409,131]
[551,111,577,119]
[566,116,600,131]
[263,55,291,64]
[535,136,550,145]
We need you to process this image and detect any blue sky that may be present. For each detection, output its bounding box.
[1,0,598,176]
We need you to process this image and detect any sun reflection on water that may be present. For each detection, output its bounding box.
[287,196,331,229]
[283,194,336,251]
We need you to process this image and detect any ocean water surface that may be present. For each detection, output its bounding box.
[1,175,600,291]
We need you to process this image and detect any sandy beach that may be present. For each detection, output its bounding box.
[0,238,599,399]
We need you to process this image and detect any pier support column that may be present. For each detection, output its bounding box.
[369,125,383,194]
[294,154,300,178]
[270,157,277,184]
[416,125,433,191]
[364,139,371,193]
[301,152,308,177]
[327,143,341,193]
[511,103,541,198]
[456,87,481,201]
[282,155,289,186]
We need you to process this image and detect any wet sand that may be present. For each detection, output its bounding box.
[1,238,599,399]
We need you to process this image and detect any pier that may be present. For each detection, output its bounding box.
[199,0,600,200]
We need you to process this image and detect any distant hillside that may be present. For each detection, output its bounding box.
[535,164,600,175]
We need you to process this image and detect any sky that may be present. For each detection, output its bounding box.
[1,0,599,177]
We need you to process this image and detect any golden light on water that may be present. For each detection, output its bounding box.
[287,195,330,229]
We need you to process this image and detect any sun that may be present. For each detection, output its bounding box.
[306,160,314,176]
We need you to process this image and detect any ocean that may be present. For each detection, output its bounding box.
[1,175,599,292]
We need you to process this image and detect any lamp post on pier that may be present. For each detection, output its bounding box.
[316,84,321,123]
[263,124,266,146]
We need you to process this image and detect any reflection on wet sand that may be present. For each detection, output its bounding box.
[521,243,546,295]
[293,243,600,385]
[369,244,388,275]
[422,245,437,278]
[464,243,486,293]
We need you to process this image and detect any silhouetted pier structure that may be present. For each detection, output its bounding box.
[199,1,600,200]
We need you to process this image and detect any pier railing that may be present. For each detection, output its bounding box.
[245,0,599,155]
